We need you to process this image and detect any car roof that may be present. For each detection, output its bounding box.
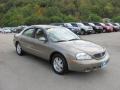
[31,25,61,29]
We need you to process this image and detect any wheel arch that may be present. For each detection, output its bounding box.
[49,51,66,64]
[15,41,19,47]
[81,28,85,31]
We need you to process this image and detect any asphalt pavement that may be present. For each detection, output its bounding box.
[0,32,120,90]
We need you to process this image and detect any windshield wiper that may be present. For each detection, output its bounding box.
[68,38,80,41]
[55,40,68,42]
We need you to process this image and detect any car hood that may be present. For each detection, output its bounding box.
[57,40,105,55]
[67,26,79,30]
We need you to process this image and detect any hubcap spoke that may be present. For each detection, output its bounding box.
[53,57,63,72]
[17,44,21,54]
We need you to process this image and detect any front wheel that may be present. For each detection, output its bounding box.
[51,54,68,75]
[80,30,85,35]
[103,29,106,33]
[16,43,24,56]
[92,30,96,34]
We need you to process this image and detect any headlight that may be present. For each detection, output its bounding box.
[76,53,92,60]
[71,28,75,30]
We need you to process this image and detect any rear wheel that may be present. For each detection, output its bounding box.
[51,54,68,75]
[16,43,24,56]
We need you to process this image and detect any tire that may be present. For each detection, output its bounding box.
[92,30,96,34]
[51,54,68,75]
[80,30,85,35]
[16,43,24,56]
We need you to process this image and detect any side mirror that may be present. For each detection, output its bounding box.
[39,37,47,42]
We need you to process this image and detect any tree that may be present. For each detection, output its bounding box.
[63,15,77,22]
[0,0,120,27]
[50,16,63,23]
[44,6,62,17]
[88,14,102,22]
[104,2,114,18]
[112,16,120,23]
[2,9,25,26]
[24,15,50,25]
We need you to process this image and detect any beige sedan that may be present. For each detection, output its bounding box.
[13,25,110,75]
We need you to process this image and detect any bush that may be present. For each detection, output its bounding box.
[50,16,63,23]
[62,15,77,22]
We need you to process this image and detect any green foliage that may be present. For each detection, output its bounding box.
[25,15,50,25]
[104,3,114,18]
[2,9,25,26]
[50,16,63,23]
[62,15,77,22]
[88,14,102,22]
[44,7,62,17]
[0,0,120,26]
[112,16,120,23]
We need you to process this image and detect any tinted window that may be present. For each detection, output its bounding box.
[23,28,35,37]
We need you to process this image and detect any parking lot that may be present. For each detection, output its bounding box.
[0,32,120,90]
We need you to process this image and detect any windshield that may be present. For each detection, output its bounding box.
[108,23,113,26]
[77,23,84,26]
[64,23,72,27]
[106,24,110,26]
[113,23,117,26]
[94,23,101,26]
[89,23,95,26]
[115,23,119,26]
[46,27,80,42]
[71,23,78,27]
[83,23,90,26]
[100,23,105,26]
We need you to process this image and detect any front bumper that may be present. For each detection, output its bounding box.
[68,53,110,72]
[106,29,113,32]
[113,28,120,32]
[72,30,81,34]
[94,28,103,33]
[86,30,93,34]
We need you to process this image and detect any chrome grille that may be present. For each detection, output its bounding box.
[93,52,105,59]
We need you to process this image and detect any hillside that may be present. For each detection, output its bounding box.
[0,0,120,26]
